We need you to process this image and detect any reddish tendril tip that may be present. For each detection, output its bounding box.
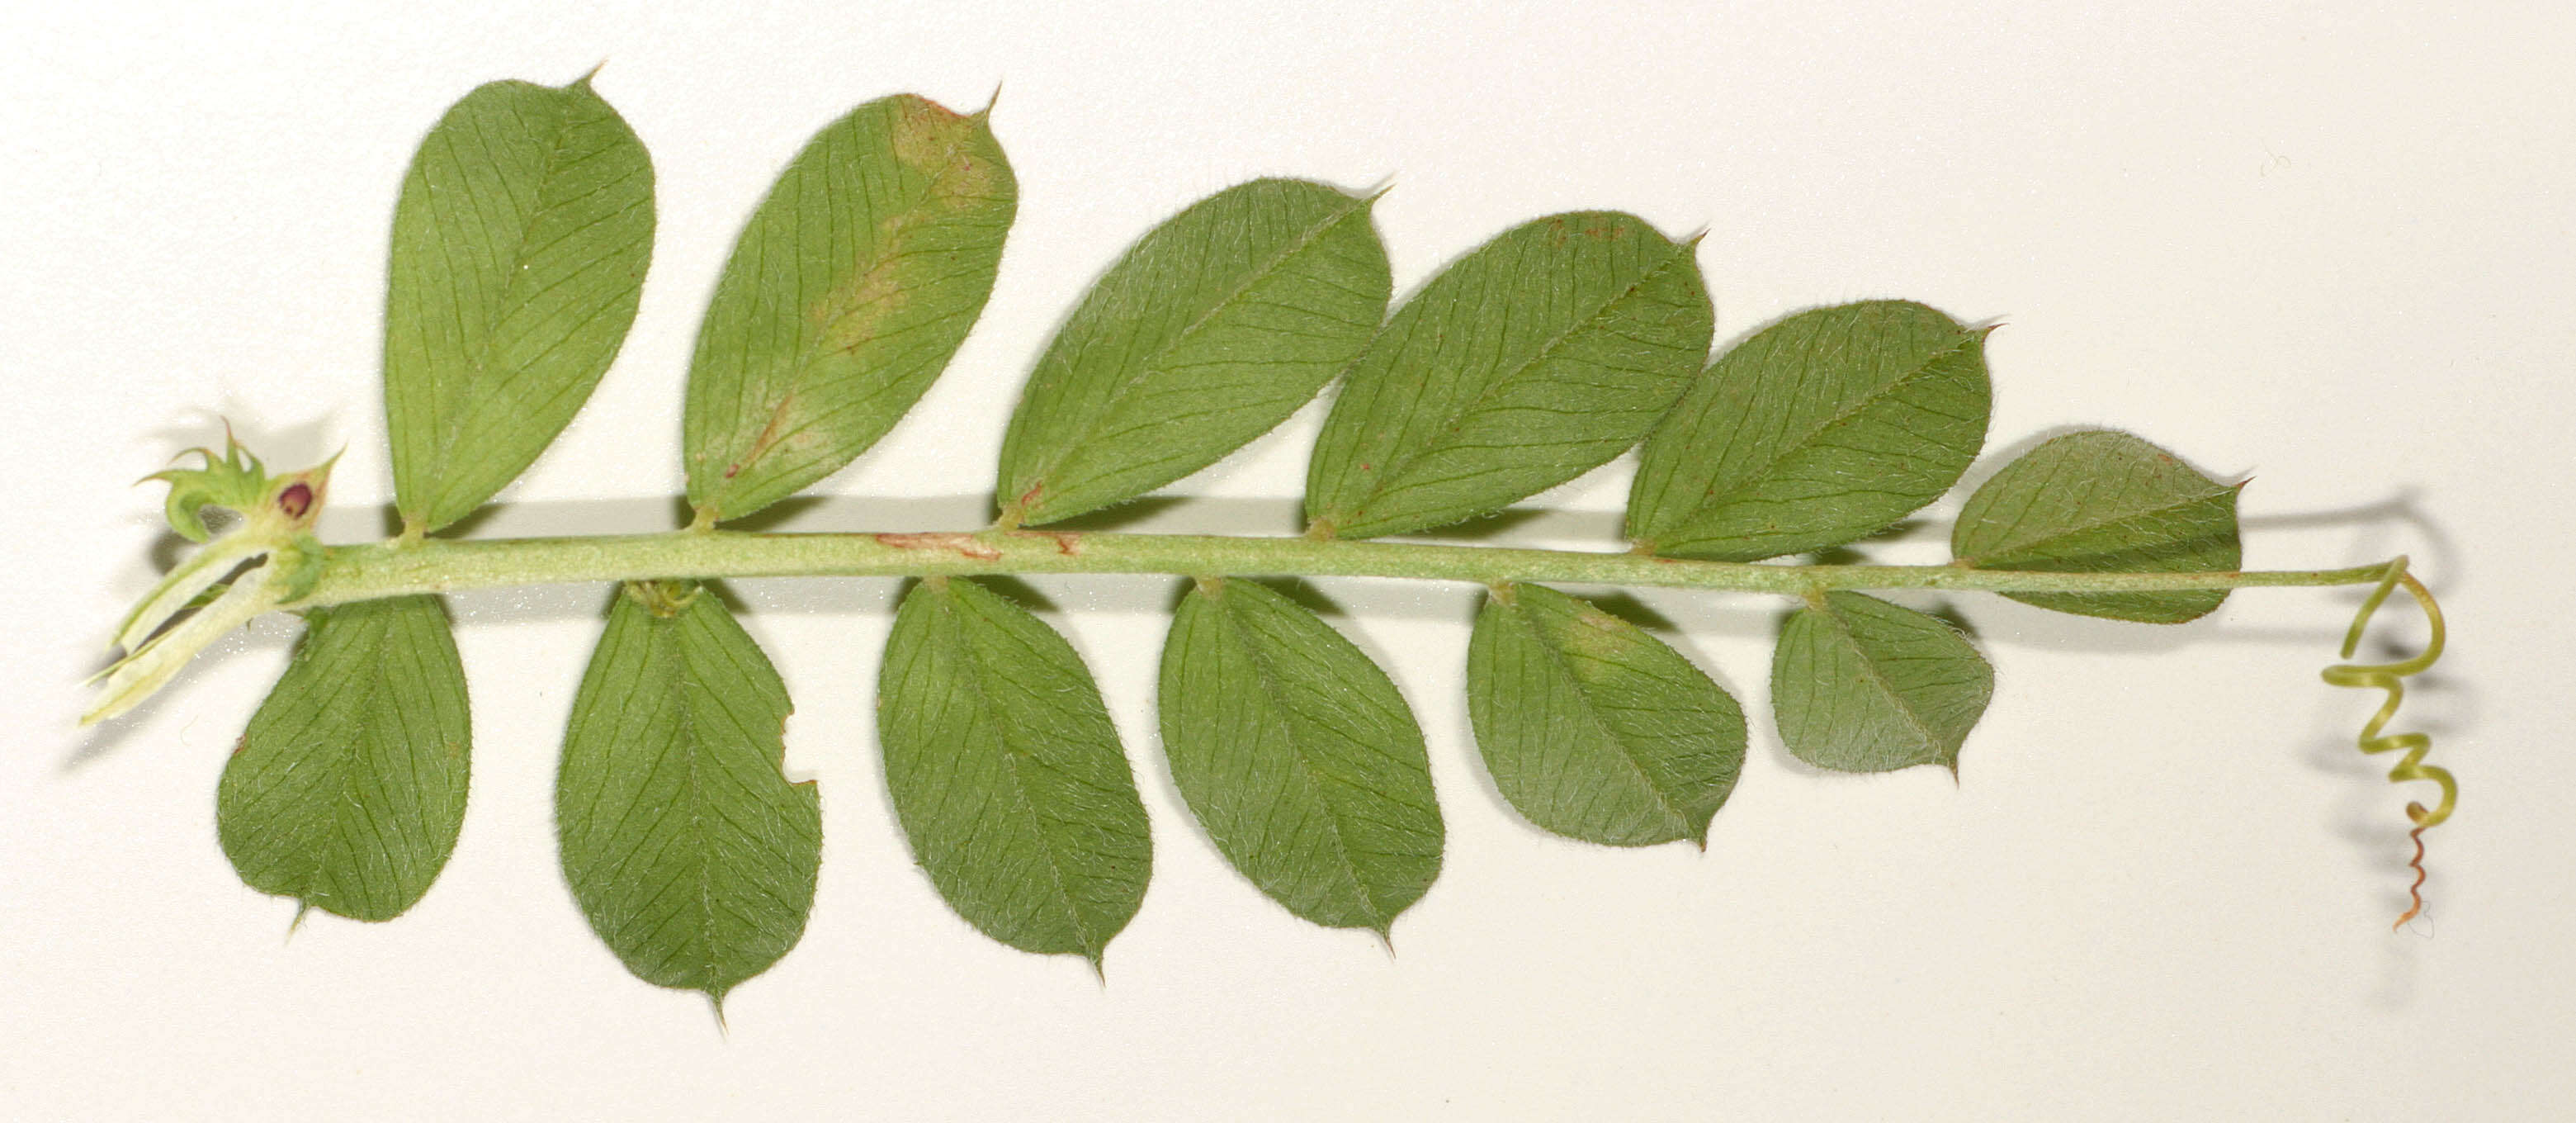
[2393,824,2428,931]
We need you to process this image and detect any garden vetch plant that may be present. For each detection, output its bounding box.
[87,73,2455,1014]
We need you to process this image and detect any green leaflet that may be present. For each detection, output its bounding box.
[556,582,820,1004]
[1159,580,1441,934]
[217,595,469,922]
[1953,430,2244,623]
[1772,591,1994,774]
[878,578,1151,965]
[1628,301,1992,561]
[1467,584,1744,847]
[384,77,654,534]
[1305,212,1713,539]
[684,95,1015,523]
[996,179,1392,526]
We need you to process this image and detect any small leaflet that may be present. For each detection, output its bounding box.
[1467,584,1744,847]
[878,578,1151,966]
[384,76,655,534]
[556,582,820,1004]
[218,595,470,922]
[997,178,1392,526]
[1628,301,1992,561]
[1160,580,1442,934]
[1952,429,2243,623]
[684,94,1015,523]
[1771,591,1994,774]
[1306,212,1713,539]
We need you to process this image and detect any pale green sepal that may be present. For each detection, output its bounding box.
[85,560,295,726]
[111,534,267,658]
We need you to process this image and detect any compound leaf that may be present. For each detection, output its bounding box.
[385,76,654,534]
[217,595,469,922]
[1953,429,2243,623]
[556,582,820,1005]
[1306,212,1713,539]
[1629,301,1991,561]
[998,179,1392,526]
[1771,591,1993,774]
[1467,584,1744,846]
[1160,580,1440,934]
[685,95,1014,523]
[878,578,1151,966]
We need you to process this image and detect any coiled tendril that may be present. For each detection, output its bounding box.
[2318,557,2452,929]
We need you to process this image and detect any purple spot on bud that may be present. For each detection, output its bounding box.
[279,482,312,519]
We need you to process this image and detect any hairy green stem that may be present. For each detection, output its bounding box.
[292,529,2397,609]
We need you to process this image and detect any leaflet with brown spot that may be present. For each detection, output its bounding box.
[683,94,1016,523]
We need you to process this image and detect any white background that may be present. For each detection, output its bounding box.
[5,2,2571,1119]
